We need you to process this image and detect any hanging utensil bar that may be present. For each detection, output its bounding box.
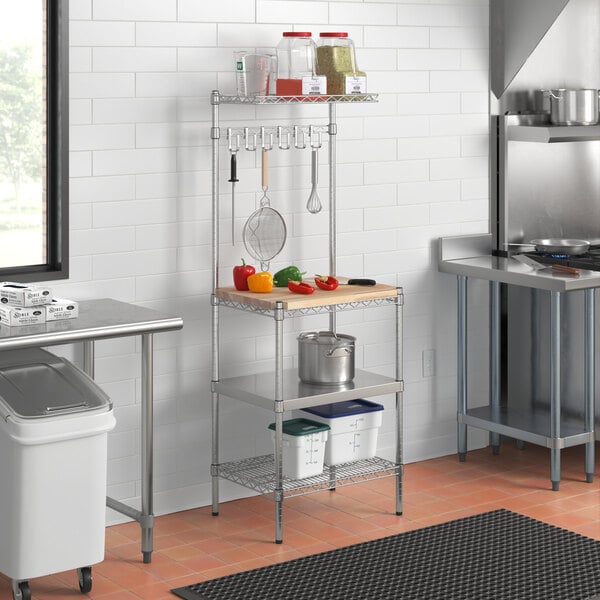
[227,125,329,151]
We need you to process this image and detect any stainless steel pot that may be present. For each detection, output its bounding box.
[543,89,599,125]
[298,331,355,385]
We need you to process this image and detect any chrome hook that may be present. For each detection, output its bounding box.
[277,126,291,150]
[294,125,306,149]
[244,127,258,151]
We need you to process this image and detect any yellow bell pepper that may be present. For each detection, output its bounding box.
[247,271,273,293]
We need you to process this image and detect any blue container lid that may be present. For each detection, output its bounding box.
[302,399,383,419]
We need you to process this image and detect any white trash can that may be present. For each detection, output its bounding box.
[0,348,115,600]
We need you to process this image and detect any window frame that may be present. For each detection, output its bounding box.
[0,0,69,283]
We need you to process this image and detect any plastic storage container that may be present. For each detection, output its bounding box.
[276,32,318,96]
[316,32,366,95]
[0,348,115,597]
[268,418,330,479]
[299,399,383,465]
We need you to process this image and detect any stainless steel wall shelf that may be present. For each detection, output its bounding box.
[210,90,404,544]
[507,124,600,143]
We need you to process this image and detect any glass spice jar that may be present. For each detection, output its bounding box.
[316,32,367,95]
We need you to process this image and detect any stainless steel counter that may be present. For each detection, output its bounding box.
[0,299,183,564]
[439,235,596,490]
[439,254,600,292]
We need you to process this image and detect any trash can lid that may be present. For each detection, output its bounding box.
[302,399,383,419]
[0,348,110,419]
[268,418,330,436]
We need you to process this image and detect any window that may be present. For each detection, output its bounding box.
[0,0,68,281]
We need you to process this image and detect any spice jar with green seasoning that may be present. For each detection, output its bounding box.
[316,32,366,96]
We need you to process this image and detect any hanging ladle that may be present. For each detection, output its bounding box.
[306,147,322,214]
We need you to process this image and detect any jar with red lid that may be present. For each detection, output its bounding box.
[276,32,317,96]
[316,32,366,95]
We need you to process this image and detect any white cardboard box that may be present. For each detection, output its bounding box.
[0,282,53,307]
[45,298,79,321]
[0,305,46,327]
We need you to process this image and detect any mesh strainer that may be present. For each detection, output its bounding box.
[243,149,287,271]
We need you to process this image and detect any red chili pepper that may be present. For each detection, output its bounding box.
[233,258,256,291]
[314,274,339,291]
[288,280,315,295]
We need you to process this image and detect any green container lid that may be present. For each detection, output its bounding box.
[268,417,330,436]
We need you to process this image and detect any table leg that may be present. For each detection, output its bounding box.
[141,333,154,562]
[457,275,468,462]
[550,292,561,491]
[395,287,404,516]
[274,302,284,544]
[83,340,95,379]
[584,289,595,483]
[490,281,501,454]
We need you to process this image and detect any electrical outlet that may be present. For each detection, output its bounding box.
[422,349,435,378]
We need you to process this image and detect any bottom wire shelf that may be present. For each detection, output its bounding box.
[218,454,400,498]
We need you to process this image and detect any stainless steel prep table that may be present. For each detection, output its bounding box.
[0,298,183,563]
[439,236,597,490]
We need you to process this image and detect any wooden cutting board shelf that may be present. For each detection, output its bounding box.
[216,280,398,310]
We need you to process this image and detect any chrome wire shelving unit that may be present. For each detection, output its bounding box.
[219,455,399,498]
[218,93,378,105]
[210,89,404,544]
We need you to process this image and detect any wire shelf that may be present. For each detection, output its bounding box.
[218,454,399,498]
[216,296,399,318]
[218,93,379,105]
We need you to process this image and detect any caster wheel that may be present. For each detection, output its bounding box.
[492,445,500,456]
[13,582,30,600]
[586,473,593,483]
[551,481,560,492]
[458,453,466,462]
[143,551,152,564]
[78,567,92,593]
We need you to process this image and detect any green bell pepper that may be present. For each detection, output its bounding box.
[273,265,306,287]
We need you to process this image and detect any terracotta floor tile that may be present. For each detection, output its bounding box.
[1,444,597,600]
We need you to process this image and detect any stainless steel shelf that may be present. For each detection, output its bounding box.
[218,93,378,105]
[462,405,593,449]
[218,454,399,498]
[214,368,403,411]
[507,124,600,143]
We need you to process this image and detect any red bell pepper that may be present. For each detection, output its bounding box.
[288,280,315,295]
[233,259,256,291]
[314,274,339,291]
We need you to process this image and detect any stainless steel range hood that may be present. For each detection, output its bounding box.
[491,0,600,251]
[491,0,569,100]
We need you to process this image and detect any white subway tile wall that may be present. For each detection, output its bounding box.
[49,0,490,522]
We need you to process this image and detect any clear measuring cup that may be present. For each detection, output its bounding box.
[235,52,273,96]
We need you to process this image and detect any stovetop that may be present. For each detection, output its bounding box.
[523,245,600,271]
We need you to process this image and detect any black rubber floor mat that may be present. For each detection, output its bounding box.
[171,508,600,600]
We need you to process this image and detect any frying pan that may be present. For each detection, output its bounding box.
[507,238,590,256]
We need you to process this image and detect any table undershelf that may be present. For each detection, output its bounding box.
[462,405,593,449]
[218,454,399,498]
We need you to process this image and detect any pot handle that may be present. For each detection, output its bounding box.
[547,90,563,100]
[326,347,352,358]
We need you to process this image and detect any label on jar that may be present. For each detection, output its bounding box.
[345,76,367,95]
[302,76,327,95]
